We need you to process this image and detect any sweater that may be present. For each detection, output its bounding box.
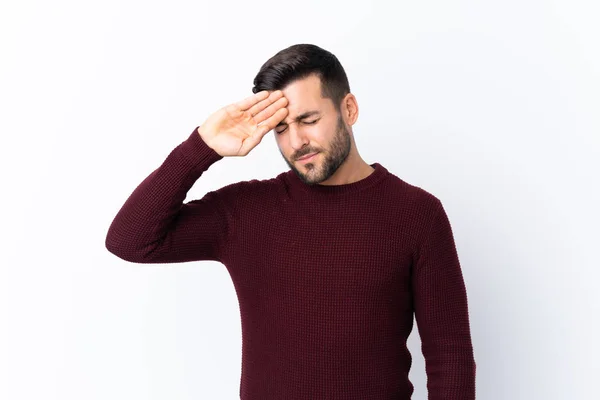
[105,127,476,399]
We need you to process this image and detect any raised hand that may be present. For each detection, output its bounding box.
[197,90,289,157]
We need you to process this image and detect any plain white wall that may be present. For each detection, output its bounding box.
[1,0,598,399]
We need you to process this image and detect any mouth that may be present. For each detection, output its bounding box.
[297,152,318,162]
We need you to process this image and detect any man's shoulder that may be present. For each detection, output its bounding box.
[381,169,447,241]
[207,172,285,209]
[384,170,442,211]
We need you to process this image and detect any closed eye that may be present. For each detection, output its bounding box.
[275,119,318,134]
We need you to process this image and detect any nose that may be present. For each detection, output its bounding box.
[287,123,310,153]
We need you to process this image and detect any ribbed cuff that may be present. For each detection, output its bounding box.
[178,126,224,168]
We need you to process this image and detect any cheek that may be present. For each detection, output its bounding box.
[313,128,331,148]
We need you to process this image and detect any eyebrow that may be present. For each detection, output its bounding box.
[276,110,321,128]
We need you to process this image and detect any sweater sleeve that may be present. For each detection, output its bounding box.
[105,126,230,264]
[412,199,476,399]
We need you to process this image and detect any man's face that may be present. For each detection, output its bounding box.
[272,74,352,185]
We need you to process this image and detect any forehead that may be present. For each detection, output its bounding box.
[280,74,330,113]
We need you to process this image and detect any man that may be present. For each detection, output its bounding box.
[106,43,476,399]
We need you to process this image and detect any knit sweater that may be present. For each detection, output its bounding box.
[105,127,476,399]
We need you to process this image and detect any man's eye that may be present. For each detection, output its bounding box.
[275,120,318,134]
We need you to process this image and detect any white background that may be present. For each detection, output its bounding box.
[1,0,598,399]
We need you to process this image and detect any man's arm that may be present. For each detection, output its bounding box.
[412,199,476,399]
[105,127,230,264]
[105,90,289,264]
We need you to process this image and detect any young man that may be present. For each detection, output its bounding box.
[106,43,476,399]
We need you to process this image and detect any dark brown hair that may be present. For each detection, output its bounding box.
[252,44,351,114]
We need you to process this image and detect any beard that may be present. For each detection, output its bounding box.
[281,113,352,185]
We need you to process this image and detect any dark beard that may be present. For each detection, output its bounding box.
[282,114,352,185]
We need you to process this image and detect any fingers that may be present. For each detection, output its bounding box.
[246,90,285,117]
[256,107,288,136]
[253,96,288,125]
[234,90,270,111]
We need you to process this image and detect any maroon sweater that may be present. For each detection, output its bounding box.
[105,127,476,399]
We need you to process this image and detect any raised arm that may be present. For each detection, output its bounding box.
[105,90,289,264]
[105,128,229,263]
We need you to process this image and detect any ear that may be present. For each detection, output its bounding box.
[342,93,359,126]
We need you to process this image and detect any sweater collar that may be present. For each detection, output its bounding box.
[283,162,389,197]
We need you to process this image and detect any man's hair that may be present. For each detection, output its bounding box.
[252,44,351,115]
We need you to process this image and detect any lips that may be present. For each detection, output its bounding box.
[298,152,318,161]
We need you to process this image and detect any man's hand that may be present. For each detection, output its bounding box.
[197,90,288,157]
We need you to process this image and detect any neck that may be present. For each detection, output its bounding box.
[318,150,374,186]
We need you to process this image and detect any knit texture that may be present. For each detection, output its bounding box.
[105,127,476,399]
